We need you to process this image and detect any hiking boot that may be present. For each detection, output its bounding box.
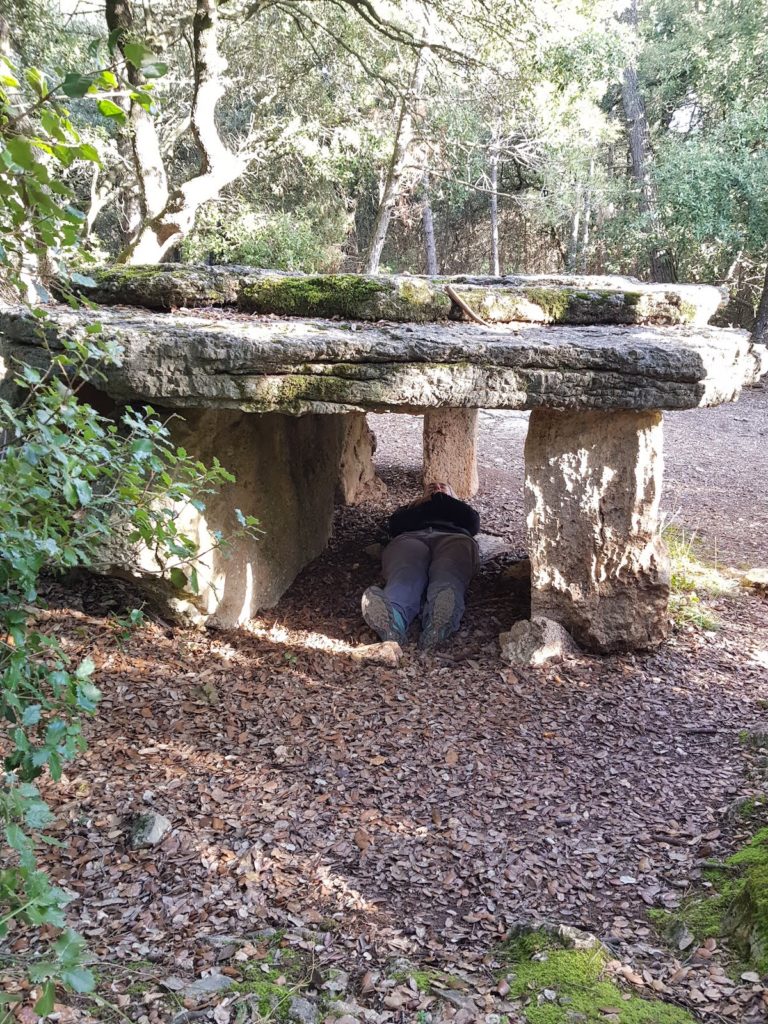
[419,586,457,650]
[362,587,406,644]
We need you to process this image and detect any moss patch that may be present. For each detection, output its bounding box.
[239,274,450,321]
[523,287,573,323]
[232,944,311,1020]
[496,929,695,1023]
[652,829,768,974]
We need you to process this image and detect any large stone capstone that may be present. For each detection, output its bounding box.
[1,304,763,415]
[63,264,724,326]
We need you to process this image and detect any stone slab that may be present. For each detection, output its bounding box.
[1,304,764,414]
[66,265,724,326]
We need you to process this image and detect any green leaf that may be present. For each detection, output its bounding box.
[74,478,93,505]
[21,704,42,726]
[61,966,95,993]
[25,67,49,98]
[5,136,36,170]
[75,657,95,679]
[5,822,28,852]
[141,61,168,79]
[169,567,187,590]
[34,980,56,1016]
[96,98,126,120]
[61,72,94,98]
[123,41,154,69]
[71,273,96,288]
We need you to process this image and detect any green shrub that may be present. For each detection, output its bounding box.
[182,206,343,272]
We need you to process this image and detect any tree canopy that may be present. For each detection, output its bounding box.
[1,0,765,318]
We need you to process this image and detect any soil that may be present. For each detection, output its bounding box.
[14,385,768,1023]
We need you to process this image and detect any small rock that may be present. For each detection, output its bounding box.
[499,617,578,667]
[476,533,513,563]
[322,970,350,994]
[350,641,402,666]
[671,922,695,951]
[436,990,476,1012]
[741,568,768,592]
[288,996,319,1024]
[364,543,383,561]
[740,971,761,983]
[126,811,172,848]
[163,973,233,1004]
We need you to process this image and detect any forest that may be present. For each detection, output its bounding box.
[1,1,768,1024]
[1,0,767,321]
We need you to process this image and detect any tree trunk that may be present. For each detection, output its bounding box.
[566,194,580,272]
[619,0,676,282]
[105,0,168,227]
[580,157,594,272]
[421,170,438,275]
[753,261,768,346]
[489,143,500,276]
[115,0,252,264]
[364,51,428,274]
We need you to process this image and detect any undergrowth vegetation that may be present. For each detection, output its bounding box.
[664,526,738,631]
[0,51,258,1016]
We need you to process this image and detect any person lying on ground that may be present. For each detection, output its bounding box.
[361,482,480,650]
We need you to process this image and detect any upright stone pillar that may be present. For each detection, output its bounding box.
[423,407,479,499]
[337,412,387,505]
[106,409,346,628]
[524,408,670,652]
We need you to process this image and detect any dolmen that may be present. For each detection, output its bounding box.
[1,266,765,653]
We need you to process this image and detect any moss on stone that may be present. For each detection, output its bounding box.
[522,287,573,323]
[239,274,450,322]
[496,929,695,1023]
[651,828,768,974]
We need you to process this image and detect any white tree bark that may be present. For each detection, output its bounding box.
[489,142,500,276]
[114,0,253,264]
[421,170,438,275]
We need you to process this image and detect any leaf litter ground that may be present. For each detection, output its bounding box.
[4,385,768,1024]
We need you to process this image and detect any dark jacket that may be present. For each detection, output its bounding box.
[389,492,480,539]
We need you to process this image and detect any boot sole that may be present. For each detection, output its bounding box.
[362,590,400,643]
[420,588,457,649]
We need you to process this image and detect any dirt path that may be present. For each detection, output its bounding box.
[29,386,768,1023]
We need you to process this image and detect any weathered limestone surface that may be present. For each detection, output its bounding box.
[337,412,387,505]
[67,265,723,326]
[2,305,764,414]
[499,616,578,667]
[107,408,346,627]
[524,408,670,652]
[423,407,479,499]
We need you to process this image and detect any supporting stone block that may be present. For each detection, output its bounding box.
[108,409,345,628]
[423,407,479,499]
[337,412,387,505]
[524,408,670,652]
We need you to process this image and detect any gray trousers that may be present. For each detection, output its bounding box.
[381,529,479,629]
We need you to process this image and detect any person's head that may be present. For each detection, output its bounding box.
[423,481,455,499]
